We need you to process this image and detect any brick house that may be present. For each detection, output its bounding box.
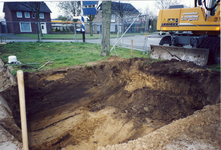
[3,2,52,34]
[86,1,140,34]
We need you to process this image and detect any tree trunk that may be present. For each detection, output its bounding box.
[121,17,124,34]
[37,19,42,42]
[100,1,111,57]
[36,3,42,42]
[90,22,93,36]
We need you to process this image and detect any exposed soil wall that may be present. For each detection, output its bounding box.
[1,56,220,150]
[98,103,220,150]
[0,58,22,149]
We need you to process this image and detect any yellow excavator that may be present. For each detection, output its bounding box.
[150,0,220,66]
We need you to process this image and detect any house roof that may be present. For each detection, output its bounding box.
[98,2,140,15]
[3,2,51,13]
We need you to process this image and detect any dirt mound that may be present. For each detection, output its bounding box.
[0,58,16,92]
[0,58,22,149]
[98,103,220,150]
[1,56,220,150]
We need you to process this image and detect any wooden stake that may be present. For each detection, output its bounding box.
[17,70,29,150]
[131,39,133,58]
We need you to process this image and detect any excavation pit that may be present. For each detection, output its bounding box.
[1,56,220,150]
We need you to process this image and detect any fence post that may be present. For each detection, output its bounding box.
[143,33,148,54]
[74,22,77,42]
[131,39,133,58]
[98,33,101,45]
[82,32,85,42]
[110,14,140,52]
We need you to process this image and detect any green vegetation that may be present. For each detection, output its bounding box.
[16,34,100,39]
[2,42,218,76]
[0,42,147,75]
[215,65,220,71]
[210,64,220,72]
[15,33,147,39]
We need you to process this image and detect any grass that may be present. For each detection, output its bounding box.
[0,42,148,75]
[215,65,220,71]
[15,33,148,40]
[1,42,219,75]
[209,64,221,72]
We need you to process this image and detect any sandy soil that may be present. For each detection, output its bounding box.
[98,103,220,150]
[0,56,220,150]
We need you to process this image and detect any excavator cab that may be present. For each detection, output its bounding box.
[150,0,220,66]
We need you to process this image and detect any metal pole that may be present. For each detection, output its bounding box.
[81,1,85,42]
[131,39,133,58]
[83,32,85,42]
[110,15,140,52]
[74,22,77,42]
[143,33,149,54]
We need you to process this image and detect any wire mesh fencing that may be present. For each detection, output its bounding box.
[0,18,161,53]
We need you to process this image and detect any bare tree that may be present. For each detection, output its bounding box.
[111,1,140,33]
[58,1,81,20]
[98,1,139,34]
[155,0,180,9]
[58,15,68,21]
[113,2,125,33]
[101,1,111,57]
[143,5,157,32]
[88,15,95,36]
[58,1,96,36]
[144,6,155,19]
[20,2,43,42]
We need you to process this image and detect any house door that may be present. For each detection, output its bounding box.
[41,22,47,34]
[97,25,100,34]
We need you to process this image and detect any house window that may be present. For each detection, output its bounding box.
[110,24,115,32]
[111,14,115,20]
[24,12,30,18]
[111,14,115,22]
[39,13,44,19]
[17,12,22,18]
[20,22,32,32]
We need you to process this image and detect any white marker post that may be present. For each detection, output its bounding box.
[17,70,29,150]
[81,1,85,42]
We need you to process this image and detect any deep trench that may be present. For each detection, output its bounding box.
[2,57,220,150]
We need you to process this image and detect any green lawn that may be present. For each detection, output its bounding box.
[15,33,147,39]
[0,42,148,75]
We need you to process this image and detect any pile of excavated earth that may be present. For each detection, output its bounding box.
[0,56,220,150]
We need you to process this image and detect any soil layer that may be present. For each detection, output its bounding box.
[1,56,220,150]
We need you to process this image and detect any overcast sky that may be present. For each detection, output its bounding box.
[0,0,193,20]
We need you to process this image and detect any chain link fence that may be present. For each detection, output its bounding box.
[0,16,160,53]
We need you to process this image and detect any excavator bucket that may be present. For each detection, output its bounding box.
[150,45,210,66]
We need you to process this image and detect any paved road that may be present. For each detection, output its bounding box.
[1,33,163,51]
